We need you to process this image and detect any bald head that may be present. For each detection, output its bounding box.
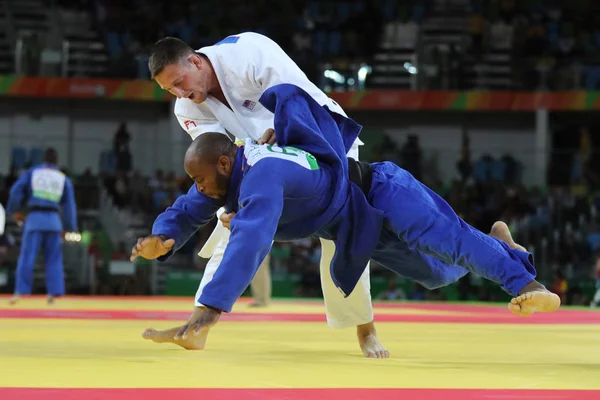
[185,132,237,166]
[184,132,238,200]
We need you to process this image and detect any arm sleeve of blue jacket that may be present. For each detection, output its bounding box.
[151,184,223,261]
[199,169,284,312]
[6,170,31,214]
[60,178,78,232]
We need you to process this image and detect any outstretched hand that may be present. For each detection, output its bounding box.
[130,235,175,262]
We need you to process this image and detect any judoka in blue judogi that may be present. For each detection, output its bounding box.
[6,148,78,304]
[131,84,560,340]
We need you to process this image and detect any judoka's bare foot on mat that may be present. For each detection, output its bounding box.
[508,281,561,316]
[489,221,527,252]
[142,326,207,350]
[357,321,389,359]
[8,295,20,305]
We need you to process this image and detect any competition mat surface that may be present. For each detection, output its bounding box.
[1,296,599,399]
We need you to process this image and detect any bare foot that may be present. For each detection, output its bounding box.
[489,221,527,252]
[508,280,561,316]
[357,321,389,359]
[8,295,20,305]
[47,296,56,305]
[490,223,561,316]
[142,326,208,350]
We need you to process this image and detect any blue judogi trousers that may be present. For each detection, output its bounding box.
[15,231,64,296]
[368,162,536,297]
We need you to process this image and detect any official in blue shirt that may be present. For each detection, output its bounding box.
[6,148,78,304]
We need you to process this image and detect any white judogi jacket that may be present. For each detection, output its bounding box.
[174,32,361,145]
[173,32,362,257]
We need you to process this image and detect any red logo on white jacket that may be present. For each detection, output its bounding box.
[184,120,197,130]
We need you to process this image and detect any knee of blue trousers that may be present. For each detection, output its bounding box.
[418,266,469,290]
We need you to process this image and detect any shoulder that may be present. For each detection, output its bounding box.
[200,32,277,63]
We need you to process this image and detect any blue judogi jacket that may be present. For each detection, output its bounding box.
[6,163,77,233]
[152,84,383,312]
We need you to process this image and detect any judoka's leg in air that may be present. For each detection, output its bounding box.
[369,162,560,316]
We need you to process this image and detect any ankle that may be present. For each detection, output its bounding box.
[518,280,547,295]
[356,322,376,338]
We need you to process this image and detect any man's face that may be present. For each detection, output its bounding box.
[184,156,232,200]
[154,55,211,103]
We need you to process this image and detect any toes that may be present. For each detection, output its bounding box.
[142,328,155,339]
[377,350,389,359]
[508,301,522,315]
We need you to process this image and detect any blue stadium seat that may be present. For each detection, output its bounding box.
[11,147,27,170]
[337,2,352,23]
[329,30,342,55]
[29,147,44,167]
[587,233,600,252]
[314,31,328,57]
[99,151,116,175]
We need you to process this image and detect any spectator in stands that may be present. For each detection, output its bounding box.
[76,168,97,209]
[377,279,407,301]
[591,254,600,308]
[550,270,568,304]
[375,135,402,165]
[148,170,165,191]
[113,171,128,208]
[456,133,472,183]
[114,123,132,172]
[400,134,423,181]
[525,13,546,57]
[469,10,485,57]
[88,236,108,295]
[128,170,148,211]
[112,241,130,261]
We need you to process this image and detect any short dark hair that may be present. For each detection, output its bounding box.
[148,37,195,78]
[44,147,58,165]
[186,132,237,165]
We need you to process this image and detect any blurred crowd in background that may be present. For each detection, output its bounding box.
[1,0,600,304]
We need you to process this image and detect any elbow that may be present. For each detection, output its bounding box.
[254,231,274,253]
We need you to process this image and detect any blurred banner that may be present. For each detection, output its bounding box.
[0,75,172,101]
[2,75,600,110]
[328,91,600,111]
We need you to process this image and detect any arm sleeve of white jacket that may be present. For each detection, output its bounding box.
[0,203,5,236]
[174,99,227,140]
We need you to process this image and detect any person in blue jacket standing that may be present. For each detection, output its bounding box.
[6,148,78,305]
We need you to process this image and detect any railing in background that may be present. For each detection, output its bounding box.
[13,32,68,77]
